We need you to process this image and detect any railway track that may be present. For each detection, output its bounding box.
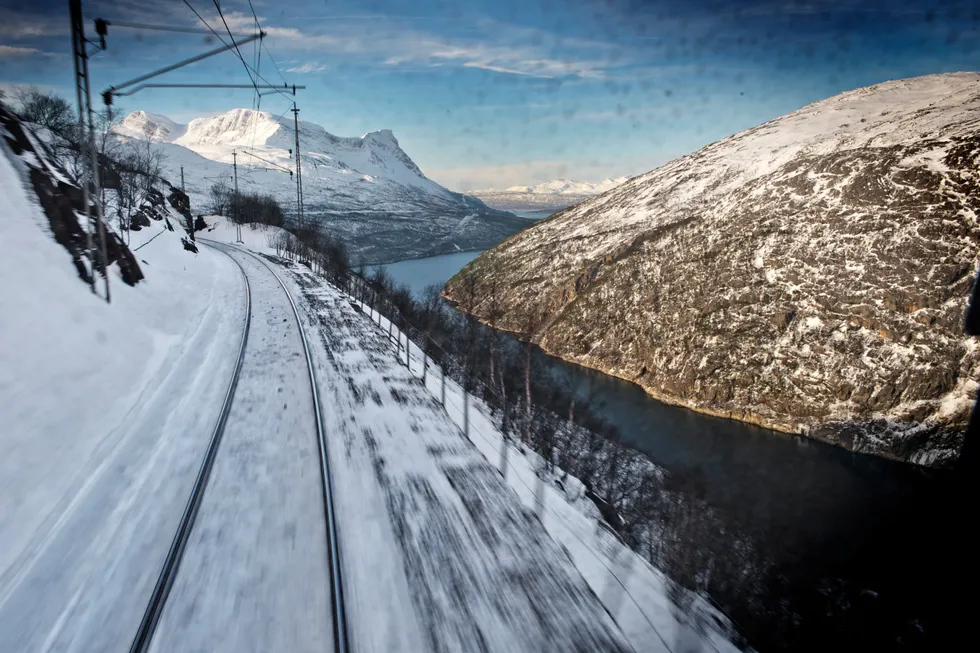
[129,240,349,653]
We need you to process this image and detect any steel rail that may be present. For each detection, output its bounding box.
[206,239,350,653]
[128,244,251,653]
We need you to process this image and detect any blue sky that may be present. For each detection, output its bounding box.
[1,0,977,190]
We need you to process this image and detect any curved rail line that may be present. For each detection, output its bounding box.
[204,239,351,653]
[128,247,252,653]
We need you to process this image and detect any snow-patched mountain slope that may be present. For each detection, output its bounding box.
[116,108,528,263]
[470,177,630,211]
[446,73,980,467]
[116,110,186,142]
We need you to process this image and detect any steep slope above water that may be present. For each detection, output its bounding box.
[445,73,980,467]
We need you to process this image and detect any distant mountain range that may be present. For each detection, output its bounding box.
[115,109,528,263]
[446,73,980,467]
[468,177,630,211]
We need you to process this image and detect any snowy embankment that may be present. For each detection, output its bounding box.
[272,261,633,652]
[0,143,245,649]
[197,213,296,252]
[263,256,740,652]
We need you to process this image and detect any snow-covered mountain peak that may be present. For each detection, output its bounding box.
[111,107,525,263]
[177,108,283,149]
[116,111,186,142]
[496,177,629,196]
[470,176,631,211]
[363,128,398,147]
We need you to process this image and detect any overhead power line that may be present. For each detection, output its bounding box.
[101,20,253,36]
[238,148,293,174]
[263,43,288,85]
[101,32,265,103]
[182,0,298,104]
[211,1,259,96]
[110,82,302,98]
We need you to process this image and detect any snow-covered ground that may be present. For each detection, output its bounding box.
[0,136,246,650]
[274,260,740,653]
[149,244,332,653]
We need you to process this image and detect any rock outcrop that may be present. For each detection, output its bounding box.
[0,104,143,286]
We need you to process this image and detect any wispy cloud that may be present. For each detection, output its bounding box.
[461,62,553,78]
[0,45,39,57]
[0,11,67,39]
[285,62,328,73]
[0,44,57,58]
[207,9,619,79]
[378,37,612,79]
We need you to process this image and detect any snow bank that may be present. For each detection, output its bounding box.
[319,279,741,652]
[0,140,246,650]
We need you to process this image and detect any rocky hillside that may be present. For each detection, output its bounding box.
[445,73,980,468]
[1,104,144,287]
[117,109,528,263]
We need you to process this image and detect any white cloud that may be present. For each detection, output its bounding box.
[461,62,548,78]
[0,11,66,39]
[0,45,39,57]
[426,159,650,192]
[285,62,328,73]
[221,10,619,79]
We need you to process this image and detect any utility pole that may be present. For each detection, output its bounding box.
[291,103,304,230]
[232,150,242,243]
[69,0,110,303]
[180,165,185,192]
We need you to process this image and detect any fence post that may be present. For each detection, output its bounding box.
[441,366,446,406]
[499,437,508,480]
[422,351,427,385]
[405,337,411,370]
[463,389,470,441]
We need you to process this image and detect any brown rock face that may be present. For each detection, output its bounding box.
[0,105,144,286]
[445,74,980,468]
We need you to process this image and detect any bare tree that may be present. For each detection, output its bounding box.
[481,275,507,398]
[517,305,547,445]
[208,183,231,215]
[13,86,74,136]
[112,128,165,243]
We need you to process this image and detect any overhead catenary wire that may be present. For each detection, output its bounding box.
[263,42,288,85]
[238,148,293,174]
[102,20,253,36]
[243,0,262,156]
[182,0,299,104]
[211,1,260,96]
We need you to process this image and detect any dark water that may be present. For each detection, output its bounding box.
[541,353,951,561]
[366,250,483,297]
[510,208,556,220]
[538,350,967,651]
[382,249,968,650]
